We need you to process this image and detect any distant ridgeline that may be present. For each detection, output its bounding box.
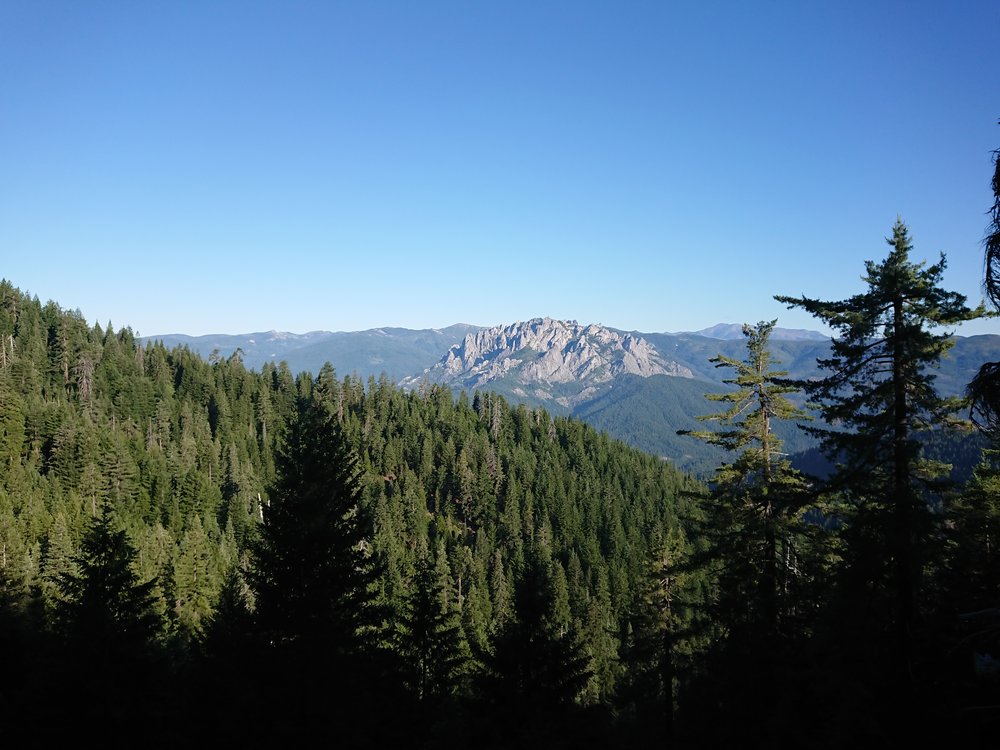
[146,316,1000,476]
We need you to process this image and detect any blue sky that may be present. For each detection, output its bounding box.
[2,1,998,337]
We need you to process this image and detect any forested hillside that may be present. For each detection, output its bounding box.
[0,281,705,744]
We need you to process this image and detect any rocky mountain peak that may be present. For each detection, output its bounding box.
[407,317,692,406]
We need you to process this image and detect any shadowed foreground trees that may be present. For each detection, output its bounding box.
[48,510,166,735]
[244,382,403,743]
[472,545,598,748]
[249,391,377,655]
[951,130,1000,735]
[677,320,822,744]
[778,219,984,686]
[0,283,700,744]
[56,511,161,660]
[395,546,469,706]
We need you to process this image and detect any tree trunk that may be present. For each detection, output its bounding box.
[761,403,778,634]
[892,297,914,685]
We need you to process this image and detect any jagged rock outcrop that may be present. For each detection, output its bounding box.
[403,317,692,406]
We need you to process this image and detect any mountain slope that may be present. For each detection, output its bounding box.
[571,374,816,474]
[571,374,727,470]
[404,317,692,408]
[642,332,829,385]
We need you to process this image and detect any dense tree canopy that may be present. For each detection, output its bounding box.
[0,280,703,743]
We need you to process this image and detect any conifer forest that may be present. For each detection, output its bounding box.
[2,153,1000,747]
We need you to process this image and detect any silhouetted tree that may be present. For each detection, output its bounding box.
[969,129,1000,430]
[53,511,164,733]
[777,218,985,689]
[617,526,707,746]
[246,382,389,740]
[56,511,161,661]
[474,545,593,747]
[249,393,377,654]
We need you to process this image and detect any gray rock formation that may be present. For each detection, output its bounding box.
[404,318,692,405]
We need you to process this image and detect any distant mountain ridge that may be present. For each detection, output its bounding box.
[144,320,830,379]
[143,318,1000,474]
[145,325,478,381]
[687,323,830,341]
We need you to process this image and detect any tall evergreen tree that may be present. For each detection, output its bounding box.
[946,146,1000,717]
[39,511,77,612]
[681,320,811,636]
[777,218,985,685]
[249,389,377,655]
[395,548,468,705]
[56,511,162,661]
[172,514,217,643]
[981,132,1000,315]
[50,509,165,736]
[200,561,254,660]
[474,545,593,745]
[617,526,702,746]
[245,381,392,741]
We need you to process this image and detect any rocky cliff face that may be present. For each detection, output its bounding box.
[404,317,692,407]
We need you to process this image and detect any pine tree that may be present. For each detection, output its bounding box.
[944,449,1000,611]
[56,511,162,661]
[777,218,986,684]
[950,146,1000,733]
[681,320,811,635]
[172,514,217,643]
[982,131,1000,312]
[201,561,254,659]
[246,382,388,740]
[618,526,700,746]
[395,548,468,704]
[475,545,592,731]
[249,390,377,655]
[39,511,77,612]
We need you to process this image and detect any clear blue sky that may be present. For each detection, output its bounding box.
[2,1,998,336]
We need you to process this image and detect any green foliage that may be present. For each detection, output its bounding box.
[172,515,218,643]
[248,383,377,655]
[573,374,732,473]
[772,220,993,738]
[473,545,594,745]
[617,525,709,744]
[778,221,986,641]
[983,136,1000,310]
[0,281,713,738]
[56,511,162,659]
[969,133,1000,431]
[394,546,469,703]
[682,321,814,636]
[2,236,1000,741]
